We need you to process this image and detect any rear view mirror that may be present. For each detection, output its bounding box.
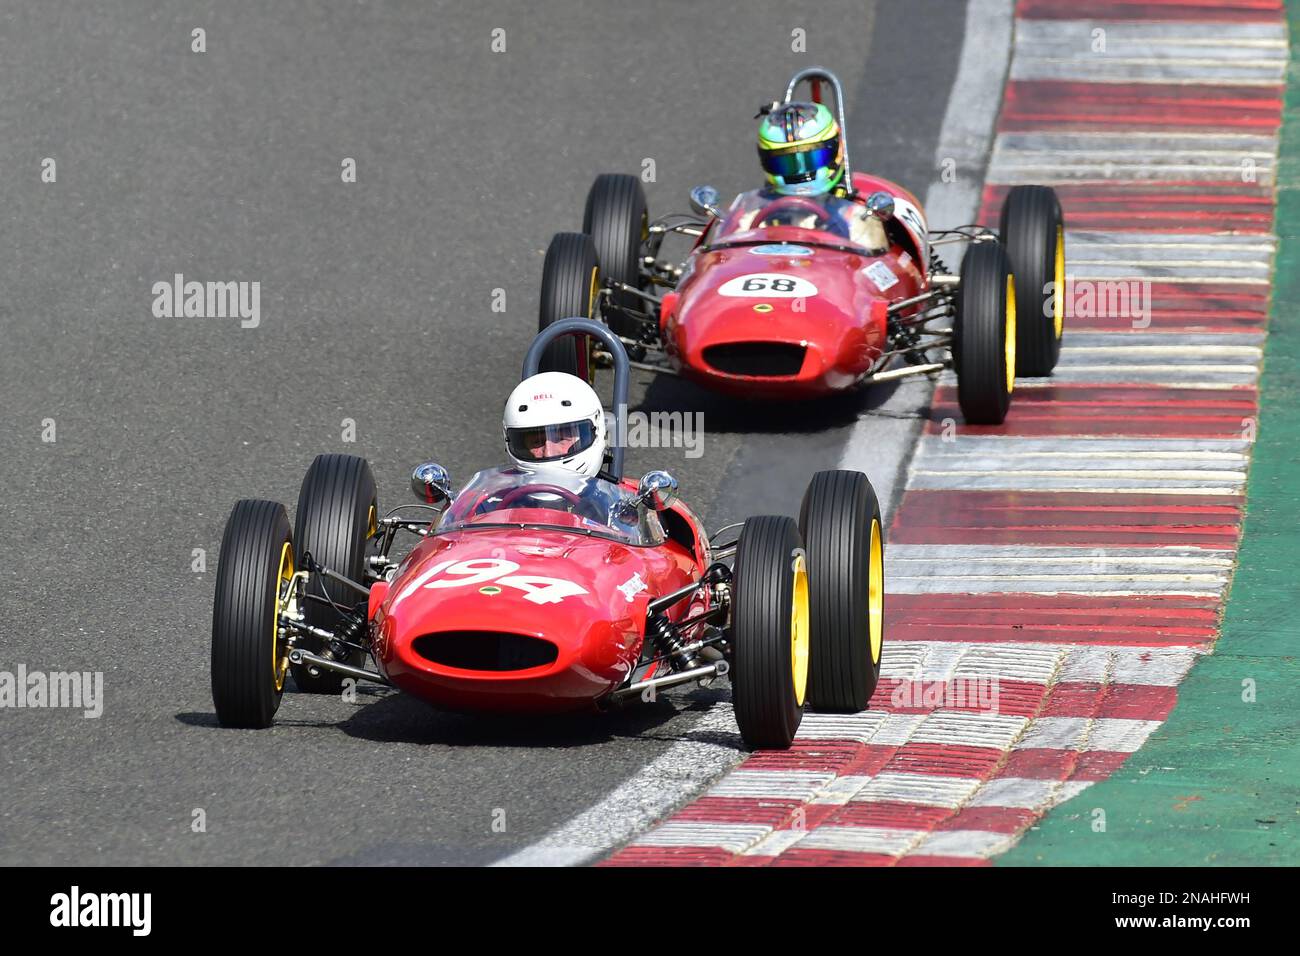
[411,461,452,508]
[636,470,679,511]
[864,191,895,220]
[689,185,723,220]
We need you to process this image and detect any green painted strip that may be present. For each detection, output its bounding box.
[999,11,1300,867]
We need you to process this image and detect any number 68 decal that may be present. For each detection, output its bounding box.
[718,273,818,298]
[392,558,587,607]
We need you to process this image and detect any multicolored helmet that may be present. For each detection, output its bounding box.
[758,101,844,196]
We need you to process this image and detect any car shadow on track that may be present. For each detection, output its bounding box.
[629,368,904,435]
[176,685,736,750]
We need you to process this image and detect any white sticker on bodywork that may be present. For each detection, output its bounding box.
[717,273,818,299]
[866,260,899,291]
[617,572,648,604]
[892,196,929,265]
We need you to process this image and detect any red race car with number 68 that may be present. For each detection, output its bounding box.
[210,320,887,750]
[537,66,1066,424]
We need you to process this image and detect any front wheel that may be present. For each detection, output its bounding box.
[730,515,809,750]
[211,499,295,729]
[538,231,601,382]
[291,454,377,693]
[799,470,884,712]
[1000,185,1065,376]
[953,241,1016,425]
[583,173,648,337]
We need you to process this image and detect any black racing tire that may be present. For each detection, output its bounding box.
[290,453,377,694]
[954,241,1016,425]
[538,231,601,383]
[211,499,294,729]
[1000,185,1065,377]
[799,470,885,712]
[583,172,648,336]
[729,515,809,750]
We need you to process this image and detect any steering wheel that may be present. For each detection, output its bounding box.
[756,196,836,232]
[492,483,587,512]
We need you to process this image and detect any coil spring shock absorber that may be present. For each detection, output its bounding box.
[889,248,953,362]
[647,612,701,671]
[327,605,368,661]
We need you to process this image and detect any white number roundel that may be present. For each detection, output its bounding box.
[717,273,818,299]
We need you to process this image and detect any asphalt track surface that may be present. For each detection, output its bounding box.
[0,0,967,865]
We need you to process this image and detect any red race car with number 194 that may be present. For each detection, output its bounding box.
[210,319,886,750]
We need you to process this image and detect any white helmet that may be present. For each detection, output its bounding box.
[503,372,607,478]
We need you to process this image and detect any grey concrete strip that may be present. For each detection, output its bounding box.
[915,436,1253,455]
[1057,345,1264,364]
[988,132,1277,184]
[1010,20,1286,85]
[995,132,1280,152]
[1058,332,1267,348]
[1066,231,1276,254]
[1014,19,1286,44]
[886,544,1233,595]
[908,474,1246,493]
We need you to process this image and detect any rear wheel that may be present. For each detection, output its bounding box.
[954,241,1016,425]
[1000,185,1065,376]
[291,454,377,693]
[538,231,601,382]
[730,515,809,750]
[583,173,648,337]
[799,470,884,712]
[211,499,294,728]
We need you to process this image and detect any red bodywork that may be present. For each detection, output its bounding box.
[661,173,928,398]
[368,492,711,713]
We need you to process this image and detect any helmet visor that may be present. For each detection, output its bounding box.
[761,136,840,184]
[507,420,596,464]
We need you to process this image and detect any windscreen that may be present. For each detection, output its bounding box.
[714,188,874,248]
[437,467,664,546]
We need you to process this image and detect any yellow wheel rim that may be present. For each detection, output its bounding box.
[868,519,883,665]
[585,265,600,385]
[272,541,294,692]
[790,552,810,706]
[1053,224,1065,339]
[1004,273,1017,393]
[366,504,377,539]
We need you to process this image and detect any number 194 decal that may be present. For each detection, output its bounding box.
[392,558,588,607]
[717,273,818,298]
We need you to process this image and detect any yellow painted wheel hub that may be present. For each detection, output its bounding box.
[868,519,883,665]
[1004,273,1017,393]
[790,553,810,706]
[587,266,600,318]
[584,265,600,385]
[1053,224,1065,339]
[272,541,294,692]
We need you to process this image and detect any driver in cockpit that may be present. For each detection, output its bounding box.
[502,371,607,477]
[478,370,611,526]
[494,372,660,539]
[730,101,887,251]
